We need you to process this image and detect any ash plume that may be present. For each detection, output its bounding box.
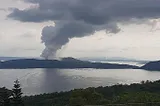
[41,21,119,59]
[7,0,160,59]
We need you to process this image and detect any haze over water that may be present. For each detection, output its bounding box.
[0,68,160,95]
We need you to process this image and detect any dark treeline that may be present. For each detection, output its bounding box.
[0,80,23,106]
[1,79,160,106]
[23,80,160,106]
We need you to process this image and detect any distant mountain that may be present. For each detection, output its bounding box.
[0,57,23,61]
[0,57,139,69]
[141,60,160,71]
[0,57,30,61]
[61,57,84,62]
[80,57,148,62]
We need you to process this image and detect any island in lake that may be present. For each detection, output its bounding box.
[0,57,160,71]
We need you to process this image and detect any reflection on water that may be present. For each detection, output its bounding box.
[0,68,160,95]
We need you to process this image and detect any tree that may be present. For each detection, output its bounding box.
[0,87,12,106]
[69,97,86,106]
[12,79,23,106]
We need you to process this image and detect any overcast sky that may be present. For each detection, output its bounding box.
[1,0,160,60]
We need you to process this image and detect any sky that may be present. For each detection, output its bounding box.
[0,0,160,60]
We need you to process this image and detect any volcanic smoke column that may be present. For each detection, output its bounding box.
[41,21,96,59]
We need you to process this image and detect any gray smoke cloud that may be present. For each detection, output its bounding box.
[7,0,160,59]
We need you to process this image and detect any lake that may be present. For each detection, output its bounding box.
[0,68,160,95]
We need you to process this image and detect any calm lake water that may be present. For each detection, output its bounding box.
[0,68,160,95]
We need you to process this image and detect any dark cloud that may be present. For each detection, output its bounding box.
[8,0,160,23]
[7,0,160,59]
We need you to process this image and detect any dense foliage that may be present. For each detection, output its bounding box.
[0,87,12,106]
[0,80,23,106]
[22,80,160,106]
[1,79,160,106]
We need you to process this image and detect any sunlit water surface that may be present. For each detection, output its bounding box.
[0,68,160,95]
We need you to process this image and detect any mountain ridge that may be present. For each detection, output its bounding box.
[141,60,160,71]
[0,57,160,71]
[0,57,139,69]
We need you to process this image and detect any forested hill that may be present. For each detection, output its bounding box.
[0,57,139,69]
[141,60,160,71]
[1,79,160,106]
[20,79,160,105]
